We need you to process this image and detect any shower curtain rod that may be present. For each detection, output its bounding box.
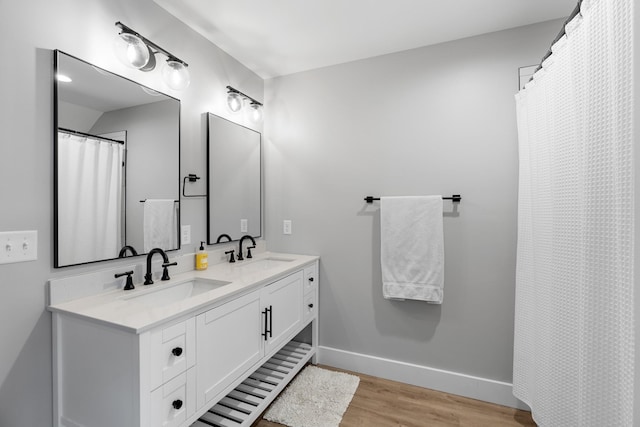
[535,0,583,73]
[58,127,125,145]
[364,195,461,203]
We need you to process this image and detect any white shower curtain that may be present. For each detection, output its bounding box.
[57,132,124,265]
[513,0,634,426]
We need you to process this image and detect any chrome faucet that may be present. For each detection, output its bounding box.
[237,235,256,261]
[144,248,176,285]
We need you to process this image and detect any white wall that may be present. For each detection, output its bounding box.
[264,20,563,386]
[0,0,262,425]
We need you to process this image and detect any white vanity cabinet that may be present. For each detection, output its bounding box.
[51,257,319,427]
[195,271,303,412]
[53,314,198,427]
[303,264,318,325]
[260,270,303,355]
[195,289,263,409]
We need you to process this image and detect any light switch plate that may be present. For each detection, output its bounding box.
[0,230,37,264]
[181,225,191,245]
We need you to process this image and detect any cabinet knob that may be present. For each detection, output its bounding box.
[308,277,314,282]
[172,399,183,410]
[308,303,314,308]
[172,347,183,357]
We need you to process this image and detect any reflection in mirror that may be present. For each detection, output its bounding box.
[207,113,261,244]
[54,50,180,267]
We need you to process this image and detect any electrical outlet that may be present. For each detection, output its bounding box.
[181,225,191,245]
[0,230,37,264]
[240,219,248,233]
[283,220,292,235]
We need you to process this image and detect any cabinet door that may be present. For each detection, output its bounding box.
[261,271,303,355]
[196,290,263,409]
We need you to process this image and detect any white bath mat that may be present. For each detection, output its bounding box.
[264,365,360,427]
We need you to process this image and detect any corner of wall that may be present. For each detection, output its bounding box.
[633,1,639,423]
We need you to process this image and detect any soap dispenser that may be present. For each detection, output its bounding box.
[196,241,208,270]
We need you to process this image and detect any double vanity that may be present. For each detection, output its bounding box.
[50,47,295,427]
[49,252,319,427]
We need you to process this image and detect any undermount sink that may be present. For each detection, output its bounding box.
[238,257,294,274]
[122,278,230,307]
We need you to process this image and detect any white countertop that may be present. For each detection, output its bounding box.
[48,252,318,333]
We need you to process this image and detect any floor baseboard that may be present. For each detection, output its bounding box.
[317,346,529,410]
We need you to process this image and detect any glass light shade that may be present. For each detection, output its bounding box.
[162,60,190,90]
[249,103,263,123]
[227,92,243,113]
[114,32,150,69]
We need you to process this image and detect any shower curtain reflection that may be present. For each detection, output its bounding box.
[57,131,125,266]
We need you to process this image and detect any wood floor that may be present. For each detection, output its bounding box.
[253,365,536,427]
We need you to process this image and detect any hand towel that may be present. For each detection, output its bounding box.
[380,196,444,303]
[143,199,177,252]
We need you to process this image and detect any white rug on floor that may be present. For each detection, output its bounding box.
[264,365,360,427]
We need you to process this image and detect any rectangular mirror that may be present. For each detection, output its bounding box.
[207,113,261,244]
[54,50,181,267]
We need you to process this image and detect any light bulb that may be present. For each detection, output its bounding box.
[114,32,150,69]
[57,74,72,83]
[227,92,243,113]
[249,103,263,123]
[162,60,190,90]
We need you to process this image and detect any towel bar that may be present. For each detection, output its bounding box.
[364,195,461,203]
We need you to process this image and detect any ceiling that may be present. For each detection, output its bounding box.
[153,0,578,79]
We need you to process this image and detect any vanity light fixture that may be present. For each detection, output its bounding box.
[248,102,263,122]
[226,86,264,122]
[114,22,190,90]
[227,91,243,113]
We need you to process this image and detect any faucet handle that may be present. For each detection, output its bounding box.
[161,262,178,281]
[225,250,236,263]
[247,245,255,259]
[115,271,135,291]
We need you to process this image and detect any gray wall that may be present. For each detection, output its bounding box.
[0,0,262,425]
[264,20,562,383]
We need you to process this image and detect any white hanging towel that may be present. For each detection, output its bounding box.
[143,199,177,252]
[380,196,444,303]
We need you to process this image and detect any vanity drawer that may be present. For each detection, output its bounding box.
[149,318,196,390]
[303,292,317,324]
[149,368,195,427]
[303,264,317,294]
